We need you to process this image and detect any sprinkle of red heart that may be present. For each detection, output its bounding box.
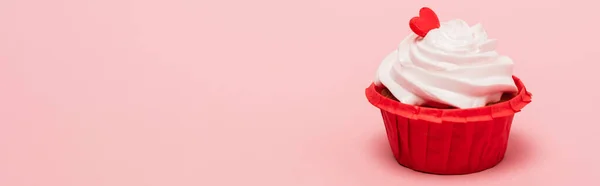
[409,7,440,37]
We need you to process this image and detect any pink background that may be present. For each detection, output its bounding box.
[0,0,598,185]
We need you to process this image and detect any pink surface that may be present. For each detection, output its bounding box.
[0,0,597,185]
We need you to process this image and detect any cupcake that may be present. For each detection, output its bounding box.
[365,7,532,175]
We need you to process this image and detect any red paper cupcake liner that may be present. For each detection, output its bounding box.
[365,76,532,175]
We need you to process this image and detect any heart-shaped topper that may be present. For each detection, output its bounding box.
[409,7,440,37]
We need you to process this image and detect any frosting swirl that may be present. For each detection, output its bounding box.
[374,19,517,108]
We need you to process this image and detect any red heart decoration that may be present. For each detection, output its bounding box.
[409,7,440,37]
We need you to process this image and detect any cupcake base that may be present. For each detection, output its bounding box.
[366,76,531,175]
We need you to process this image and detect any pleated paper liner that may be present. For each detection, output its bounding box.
[365,76,532,175]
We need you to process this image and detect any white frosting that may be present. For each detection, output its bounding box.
[374,19,517,109]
